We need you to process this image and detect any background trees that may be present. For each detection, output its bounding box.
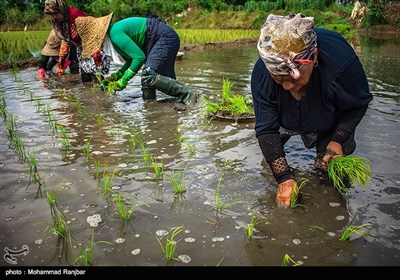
[0,0,397,31]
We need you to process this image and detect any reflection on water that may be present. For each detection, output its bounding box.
[0,39,399,266]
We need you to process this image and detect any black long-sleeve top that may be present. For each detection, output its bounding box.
[251,28,373,183]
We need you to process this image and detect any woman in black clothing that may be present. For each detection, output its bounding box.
[251,13,373,208]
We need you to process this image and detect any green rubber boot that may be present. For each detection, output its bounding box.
[153,74,194,105]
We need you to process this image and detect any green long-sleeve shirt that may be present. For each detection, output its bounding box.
[109,17,147,75]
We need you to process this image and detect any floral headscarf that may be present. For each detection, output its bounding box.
[257,13,317,79]
[44,0,70,43]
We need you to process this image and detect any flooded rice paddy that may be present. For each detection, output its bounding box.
[0,36,399,267]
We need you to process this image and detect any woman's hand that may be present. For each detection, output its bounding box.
[322,141,343,165]
[276,179,297,208]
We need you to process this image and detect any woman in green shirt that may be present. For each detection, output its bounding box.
[76,13,195,105]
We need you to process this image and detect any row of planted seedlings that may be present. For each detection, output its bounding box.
[82,117,200,262]
[0,92,45,197]
[6,73,157,264]
[31,78,193,263]
[15,79,191,263]
[0,79,111,265]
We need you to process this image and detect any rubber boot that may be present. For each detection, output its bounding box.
[69,59,80,74]
[142,88,156,100]
[81,69,93,83]
[141,67,194,105]
[153,74,194,105]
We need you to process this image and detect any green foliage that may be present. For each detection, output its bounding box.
[290,178,308,209]
[201,77,254,121]
[361,3,388,28]
[0,0,396,33]
[156,226,184,261]
[282,253,302,266]
[244,213,264,239]
[169,169,187,194]
[214,176,242,213]
[340,222,371,241]
[340,214,371,241]
[324,23,355,40]
[327,156,371,193]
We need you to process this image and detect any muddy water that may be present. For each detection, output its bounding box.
[0,38,399,267]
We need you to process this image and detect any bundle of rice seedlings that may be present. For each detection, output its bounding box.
[327,156,371,193]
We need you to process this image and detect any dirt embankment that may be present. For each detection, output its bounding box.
[358,3,400,39]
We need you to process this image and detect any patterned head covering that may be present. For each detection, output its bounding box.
[257,13,317,79]
[44,0,66,14]
[44,0,70,43]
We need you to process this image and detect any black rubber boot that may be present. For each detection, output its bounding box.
[69,59,80,74]
[142,88,156,100]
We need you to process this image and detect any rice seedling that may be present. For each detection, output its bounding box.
[100,167,118,196]
[175,126,188,143]
[82,138,92,161]
[309,224,325,231]
[109,129,117,139]
[66,93,74,102]
[74,230,112,266]
[5,113,16,139]
[244,213,263,239]
[221,159,240,175]
[140,142,152,164]
[46,186,62,219]
[282,254,302,266]
[23,89,35,101]
[340,215,371,241]
[95,114,103,127]
[327,156,371,193]
[127,132,140,150]
[0,94,6,121]
[47,226,75,265]
[27,150,44,196]
[156,226,184,262]
[106,82,119,95]
[48,111,59,134]
[201,77,254,121]
[34,97,44,113]
[113,194,136,220]
[74,98,87,116]
[90,84,97,95]
[182,142,196,156]
[214,176,242,213]
[290,178,308,209]
[43,104,52,119]
[45,214,68,240]
[113,194,148,221]
[58,126,71,149]
[169,169,187,194]
[151,156,164,181]
[93,159,101,180]
[11,64,21,82]
[11,133,27,163]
